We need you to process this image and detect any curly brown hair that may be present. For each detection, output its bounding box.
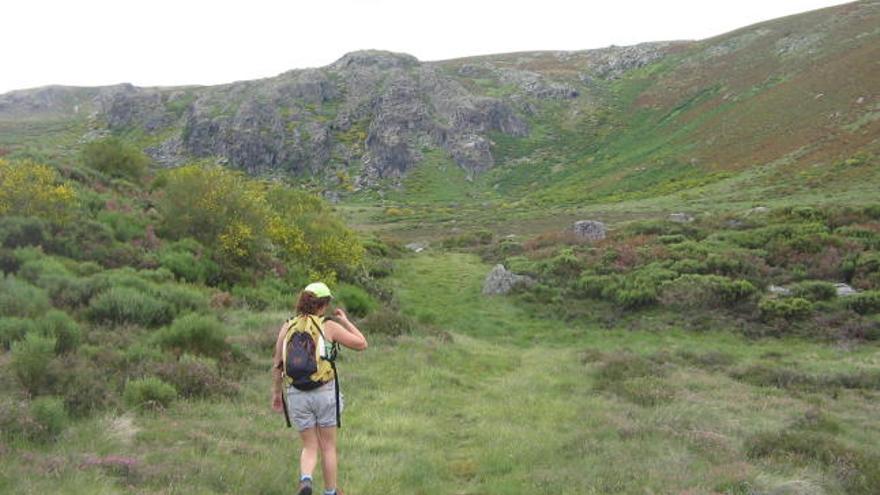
[296,291,331,316]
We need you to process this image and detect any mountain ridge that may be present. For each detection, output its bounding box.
[1,1,877,204]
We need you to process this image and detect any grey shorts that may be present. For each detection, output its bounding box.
[285,381,344,432]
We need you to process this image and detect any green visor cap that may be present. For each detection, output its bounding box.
[303,282,333,299]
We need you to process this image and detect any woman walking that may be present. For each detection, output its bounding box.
[272,282,368,495]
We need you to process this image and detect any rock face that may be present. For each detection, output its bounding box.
[572,220,607,241]
[0,43,682,186]
[834,283,857,297]
[482,265,534,295]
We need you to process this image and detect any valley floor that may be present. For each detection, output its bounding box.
[4,252,879,494]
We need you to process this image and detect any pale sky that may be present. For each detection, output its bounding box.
[1,0,853,94]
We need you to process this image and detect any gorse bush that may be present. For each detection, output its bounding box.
[87,286,174,327]
[80,137,150,181]
[0,275,50,318]
[360,308,415,336]
[36,309,81,354]
[29,396,68,442]
[46,353,115,417]
[154,354,237,399]
[11,333,56,394]
[846,291,880,315]
[336,284,378,317]
[659,274,757,309]
[96,210,147,242]
[123,377,177,412]
[0,216,48,248]
[0,158,76,223]
[759,297,814,320]
[791,280,838,301]
[154,314,231,358]
[0,317,36,350]
[157,164,364,282]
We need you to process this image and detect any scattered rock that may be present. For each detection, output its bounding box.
[747,206,770,215]
[834,283,857,297]
[572,220,607,241]
[404,242,428,253]
[769,285,792,296]
[482,264,534,295]
[669,213,694,223]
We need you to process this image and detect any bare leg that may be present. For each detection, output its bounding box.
[298,427,319,479]
[317,426,338,490]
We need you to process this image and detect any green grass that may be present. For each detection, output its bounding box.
[3,251,879,494]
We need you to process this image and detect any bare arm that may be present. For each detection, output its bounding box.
[325,308,368,351]
[270,323,289,410]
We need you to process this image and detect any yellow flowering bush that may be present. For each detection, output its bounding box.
[0,159,76,223]
[158,164,364,280]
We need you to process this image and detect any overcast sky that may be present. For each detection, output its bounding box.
[1,0,852,94]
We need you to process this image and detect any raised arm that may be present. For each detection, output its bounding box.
[325,308,368,351]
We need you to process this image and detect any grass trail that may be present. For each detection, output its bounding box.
[3,253,879,494]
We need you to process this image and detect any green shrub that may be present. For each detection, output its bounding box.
[18,256,73,286]
[360,308,415,336]
[0,398,32,441]
[541,247,582,279]
[45,354,115,417]
[366,258,394,278]
[36,310,81,354]
[846,291,880,315]
[80,137,150,181]
[758,297,813,320]
[154,314,231,358]
[441,229,493,248]
[154,283,209,315]
[138,267,176,284]
[45,219,114,263]
[0,275,50,317]
[42,274,91,308]
[660,274,757,309]
[87,287,174,327]
[0,317,36,350]
[231,283,289,311]
[658,234,686,244]
[11,333,56,394]
[0,247,19,274]
[668,258,707,274]
[158,240,220,284]
[0,216,48,248]
[336,284,377,317]
[791,280,837,301]
[154,354,237,399]
[96,210,147,242]
[573,274,615,299]
[29,396,68,442]
[123,377,177,412]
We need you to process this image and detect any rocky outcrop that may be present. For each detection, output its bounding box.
[1,45,677,185]
[572,220,607,241]
[482,264,535,295]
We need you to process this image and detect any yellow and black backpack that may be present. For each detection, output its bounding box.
[281,314,341,427]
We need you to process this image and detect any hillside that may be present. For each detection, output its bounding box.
[1,1,877,208]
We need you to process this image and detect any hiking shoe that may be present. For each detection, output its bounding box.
[296,479,312,495]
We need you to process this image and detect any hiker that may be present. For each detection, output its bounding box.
[272,282,368,495]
